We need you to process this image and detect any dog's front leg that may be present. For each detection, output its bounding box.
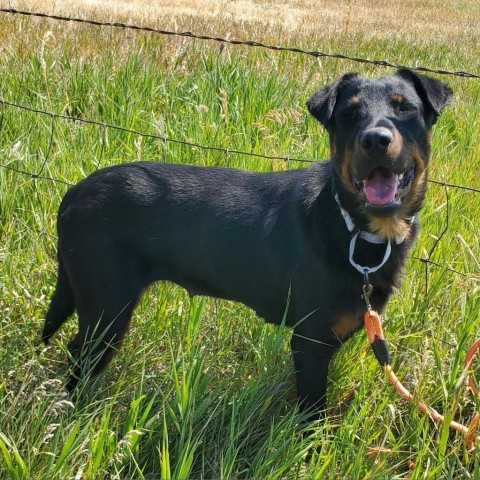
[291,333,339,420]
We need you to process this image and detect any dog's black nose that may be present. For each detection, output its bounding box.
[360,128,393,153]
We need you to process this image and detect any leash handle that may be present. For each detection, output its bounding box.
[365,308,480,451]
[465,338,480,450]
[364,309,390,366]
[465,337,480,395]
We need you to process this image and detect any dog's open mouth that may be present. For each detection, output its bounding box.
[352,165,415,208]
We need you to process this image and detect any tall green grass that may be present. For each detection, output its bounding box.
[1,9,480,479]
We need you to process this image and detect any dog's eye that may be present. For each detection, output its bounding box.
[399,103,416,111]
[395,102,417,115]
[339,105,360,119]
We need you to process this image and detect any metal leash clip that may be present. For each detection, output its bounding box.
[361,269,373,310]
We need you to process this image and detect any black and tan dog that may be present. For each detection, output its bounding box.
[42,69,452,417]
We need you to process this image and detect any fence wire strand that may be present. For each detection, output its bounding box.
[1,8,479,79]
[1,97,479,192]
[1,98,479,281]
[0,9,479,284]
[0,98,312,164]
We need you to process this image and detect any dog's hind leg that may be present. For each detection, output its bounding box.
[65,262,146,392]
[42,256,76,344]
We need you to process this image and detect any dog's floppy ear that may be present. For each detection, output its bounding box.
[395,69,453,127]
[306,73,359,127]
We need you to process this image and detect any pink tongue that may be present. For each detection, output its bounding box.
[363,168,398,205]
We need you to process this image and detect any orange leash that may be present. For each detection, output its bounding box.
[365,309,480,451]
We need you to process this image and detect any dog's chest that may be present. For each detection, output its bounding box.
[332,312,364,341]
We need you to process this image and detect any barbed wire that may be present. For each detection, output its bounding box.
[411,256,468,278]
[1,97,479,282]
[1,97,479,194]
[0,98,311,165]
[0,163,73,185]
[0,9,478,283]
[1,8,479,79]
[428,179,480,194]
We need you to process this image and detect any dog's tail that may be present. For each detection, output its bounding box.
[41,255,75,344]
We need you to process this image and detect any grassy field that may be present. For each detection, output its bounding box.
[1,1,480,478]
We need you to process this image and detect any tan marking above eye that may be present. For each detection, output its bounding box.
[349,96,360,106]
[392,93,405,103]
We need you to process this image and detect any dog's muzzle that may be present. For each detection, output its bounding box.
[350,126,415,213]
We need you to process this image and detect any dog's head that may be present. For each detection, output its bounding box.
[307,69,452,239]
